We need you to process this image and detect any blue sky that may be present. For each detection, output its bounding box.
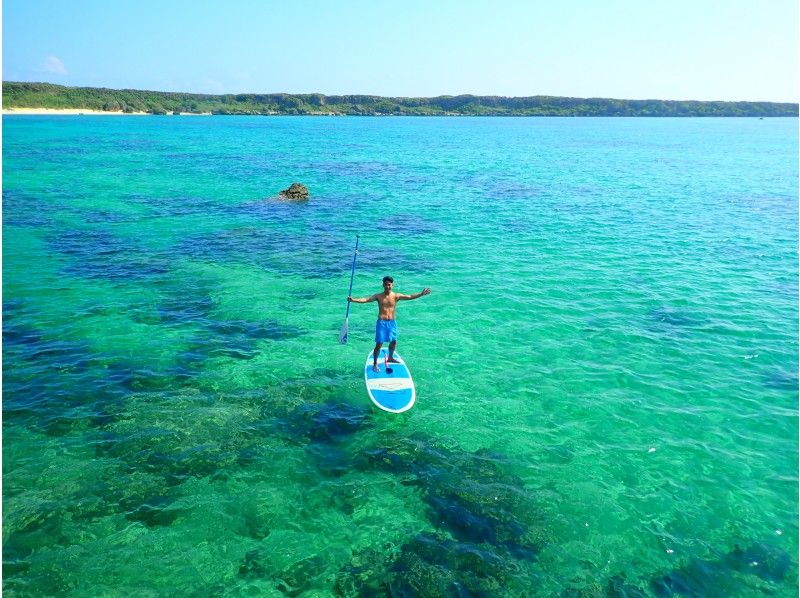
[3,0,798,102]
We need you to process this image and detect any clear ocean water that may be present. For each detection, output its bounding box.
[2,115,798,597]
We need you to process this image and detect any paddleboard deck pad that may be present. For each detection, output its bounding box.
[364,348,416,413]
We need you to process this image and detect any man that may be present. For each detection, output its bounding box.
[348,276,431,372]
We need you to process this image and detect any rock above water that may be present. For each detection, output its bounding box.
[278,183,309,200]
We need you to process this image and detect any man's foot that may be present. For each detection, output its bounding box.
[387,357,400,363]
[373,364,380,373]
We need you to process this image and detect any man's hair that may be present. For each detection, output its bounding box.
[382,276,394,283]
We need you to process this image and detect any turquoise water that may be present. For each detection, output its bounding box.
[3,115,798,596]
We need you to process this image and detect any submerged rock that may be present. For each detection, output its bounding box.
[279,183,309,200]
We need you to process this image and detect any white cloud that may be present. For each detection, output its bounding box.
[44,56,67,75]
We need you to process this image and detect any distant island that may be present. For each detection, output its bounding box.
[3,82,797,117]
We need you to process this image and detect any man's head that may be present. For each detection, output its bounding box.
[382,276,394,290]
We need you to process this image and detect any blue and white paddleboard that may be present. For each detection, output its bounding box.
[364,348,416,413]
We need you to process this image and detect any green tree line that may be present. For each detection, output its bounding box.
[3,82,797,117]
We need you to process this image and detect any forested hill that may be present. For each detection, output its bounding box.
[3,82,797,117]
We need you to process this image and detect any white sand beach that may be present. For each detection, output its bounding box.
[2,108,212,116]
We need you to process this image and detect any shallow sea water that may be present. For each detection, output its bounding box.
[3,115,798,596]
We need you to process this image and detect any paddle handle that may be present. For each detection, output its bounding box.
[344,235,360,318]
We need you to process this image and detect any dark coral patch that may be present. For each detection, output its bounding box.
[175,224,434,279]
[49,228,170,281]
[337,532,521,597]
[649,306,704,329]
[725,542,791,583]
[650,543,792,597]
[3,189,57,227]
[358,435,546,560]
[124,495,184,528]
[239,548,324,597]
[274,402,371,445]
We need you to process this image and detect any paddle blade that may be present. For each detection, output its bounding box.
[338,319,349,344]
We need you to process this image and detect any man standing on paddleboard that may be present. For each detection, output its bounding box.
[348,276,430,372]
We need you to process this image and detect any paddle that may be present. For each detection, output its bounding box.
[338,235,360,344]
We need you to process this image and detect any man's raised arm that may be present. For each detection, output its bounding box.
[397,288,431,301]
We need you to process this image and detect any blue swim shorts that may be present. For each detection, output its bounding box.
[375,319,398,343]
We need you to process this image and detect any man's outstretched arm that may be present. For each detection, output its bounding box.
[397,288,431,301]
[348,294,377,303]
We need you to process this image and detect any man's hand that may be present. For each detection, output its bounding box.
[347,296,353,302]
[421,288,431,296]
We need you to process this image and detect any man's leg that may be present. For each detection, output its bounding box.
[387,322,399,362]
[373,343,382,372]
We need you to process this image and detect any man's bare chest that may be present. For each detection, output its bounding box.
[377,294,397,308]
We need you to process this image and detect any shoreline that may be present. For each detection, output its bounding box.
[2,108,794,119]
[2,108,212,116]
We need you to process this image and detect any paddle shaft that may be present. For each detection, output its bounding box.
[344,235,360,319]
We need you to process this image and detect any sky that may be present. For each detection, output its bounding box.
[2,0,798,102]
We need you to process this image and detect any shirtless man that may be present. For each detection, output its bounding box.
[348,276,431,372]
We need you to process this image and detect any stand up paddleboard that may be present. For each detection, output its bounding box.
[364,348,416,413]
